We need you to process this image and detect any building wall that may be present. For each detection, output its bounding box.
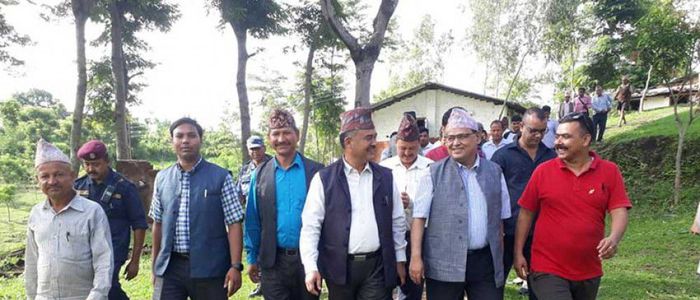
[372,89,513,141]
[641,96,670,111]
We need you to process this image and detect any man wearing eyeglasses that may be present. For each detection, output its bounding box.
[409,108,511,299]
[514,113,631,300]
[491,108,556,300]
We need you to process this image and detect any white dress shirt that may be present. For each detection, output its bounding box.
[482,139,510,160]
[379,155,434,230]
[300,159,408,275]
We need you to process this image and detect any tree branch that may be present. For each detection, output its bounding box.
[367,0,398,50]
[320,0,360,55]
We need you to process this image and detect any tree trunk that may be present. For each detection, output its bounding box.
[673,124,686,208]
[354,59,374,108]
[232,26,251,163]
[638,65,653,113]
[110,0,130,160]
[499,50,529,119]
[299,44,316,154]
[70,15,88,172]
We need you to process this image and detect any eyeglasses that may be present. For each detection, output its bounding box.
[445,133,475,144]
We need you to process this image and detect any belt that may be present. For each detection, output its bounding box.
[276,248,299,256]
[348,250,381,261]
[172,252,190,259]
[467,247,489,255]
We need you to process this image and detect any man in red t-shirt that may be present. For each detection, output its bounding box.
[513,112,631,300]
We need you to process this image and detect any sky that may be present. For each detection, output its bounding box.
[0,0,550,129]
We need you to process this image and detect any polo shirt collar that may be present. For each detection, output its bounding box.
[273,152,303,170]
[556,151,600,169]
[343,157,372,175]
[43,193,85,213]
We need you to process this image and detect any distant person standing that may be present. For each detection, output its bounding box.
[591,85,613,143]
[558,94,574,119]
[482,120,510,160]
[514,113,632,300]
[236,135,272,208]
[503,115,523,144]
[418,127,436,155]
[573,88,592,117]
[541,106,557,149]
[615,76,633,127]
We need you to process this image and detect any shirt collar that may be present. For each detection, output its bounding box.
[556,151,600,169]
[177,156,203,173]
[456,154,480,171]
[273,152,303,170]
[43,193,85,213]
[343,157,372,175]
[390,155,430,171]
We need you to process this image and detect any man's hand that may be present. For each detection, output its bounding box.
[223,267,242,297]
[247,264,261,283]
[597,236,619,259]
[409,257,424,285]
[400,192,410,209]
[305,271,323,296]
[123,259,140,281]
[396,262,406,286]
[514,253,529,280]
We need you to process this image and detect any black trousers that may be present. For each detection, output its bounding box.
[503,234,537,300]
[425,247,503,300]
[529,272,601,300]
[399,231,423,300]
[260,250,318,300]
[592,113,608,141]
[152,254,227,300]
[326,252,393,300]
[109,260,129,300]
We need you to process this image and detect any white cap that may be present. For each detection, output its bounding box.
[34,139,70,168]
[445,108,479,131]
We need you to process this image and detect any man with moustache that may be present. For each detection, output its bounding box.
[25,139,113,300]
[380,113,433,300]
[244,109,323,299]
[491,108,556,299]
[482,120,510,160]
[410,108,511,299]
[74,140,148,300]
[300,107,407,299]
[514,113,631,300]
[236,135,272,207]
[150,117,245,299]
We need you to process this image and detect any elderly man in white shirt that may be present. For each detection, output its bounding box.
[482,120,511,160]
[380,114,433,300]
[301,107,407,300]
[25,139,113,300]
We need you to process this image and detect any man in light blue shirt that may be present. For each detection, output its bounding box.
[591,85,613,142]
[244,109,323,300]
[482,120,510,160]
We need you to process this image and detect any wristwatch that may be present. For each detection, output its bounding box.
[231,262,244,272]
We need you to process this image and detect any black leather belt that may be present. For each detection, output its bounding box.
[467,247,489,255]
[277,248,299,256]
[349,250,381,261]
[172,252,190,259]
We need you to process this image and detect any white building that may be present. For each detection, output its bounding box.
[371,82,527,141]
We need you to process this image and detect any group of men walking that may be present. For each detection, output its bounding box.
[25,97,631,300]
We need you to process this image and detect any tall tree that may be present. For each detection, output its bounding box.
[68,0,96,171]
[209,0,286,162]
[320,0,398,107]
[0,0,30,67]
[92,0,179,159]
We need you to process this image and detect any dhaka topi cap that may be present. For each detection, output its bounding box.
[397,113,419,142]
[269,109,297,130]
[340,107,375,134]
[246,135,264,149]
[34,139,70,168]
[445,108,479,132]
[77,140,107,160]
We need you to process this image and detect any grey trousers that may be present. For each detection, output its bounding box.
[326,253,393,300]
[260,251,318,300]
[152,254,227,300]
[529,272,601,300]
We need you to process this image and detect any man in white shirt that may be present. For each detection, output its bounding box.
[380,114,433,300]
[482,120,510,160]
[418,127,436,155]
[301,107,407,299]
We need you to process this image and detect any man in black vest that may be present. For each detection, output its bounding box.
[244,109,323,300]
[300,107,407,299]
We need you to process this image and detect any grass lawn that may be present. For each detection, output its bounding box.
[1,106,700,299]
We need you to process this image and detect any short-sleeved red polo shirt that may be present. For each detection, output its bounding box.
[425,145,449,161]
[518,151,632,281]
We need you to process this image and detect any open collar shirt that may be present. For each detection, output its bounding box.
[379,155,434,230]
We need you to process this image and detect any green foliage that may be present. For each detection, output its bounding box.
[209,0,287,37]
[0,184,15,222]
[0,0,31,66]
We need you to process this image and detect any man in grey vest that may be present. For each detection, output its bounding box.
[409,108,512,299]
[244,109,323,299]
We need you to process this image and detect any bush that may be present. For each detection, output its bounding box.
[0,184,17,222]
